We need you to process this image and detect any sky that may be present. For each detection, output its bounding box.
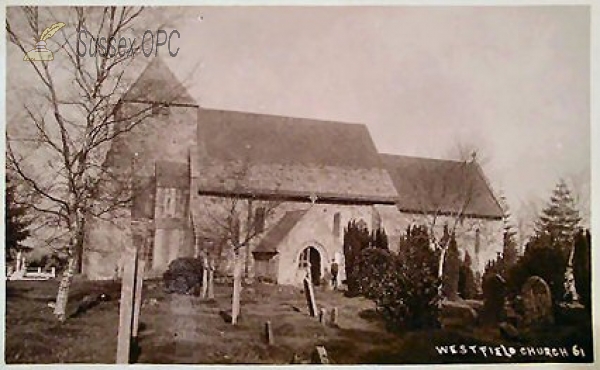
[162,6,590,226]
[6,5,591,234]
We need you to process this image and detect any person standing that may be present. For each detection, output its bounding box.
[330,259,339,290]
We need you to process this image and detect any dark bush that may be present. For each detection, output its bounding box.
[506,234,568,305]
[442,234,460,301]
[375,260,441,331]
[354,247,395,300]
[357,225,441,331]
[572,229,591,309]
[343,220,370,296]
[163,257,204,294]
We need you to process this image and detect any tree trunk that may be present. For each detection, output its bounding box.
[75,239,84,274]
[438,246,447,279]
[54,209,85,321]
[231,254,242,325]
[201,256,209,299]
[207,258,215,300]
[245,241,252,278]
[54,255,77,321]
[244,200,253,278]
[437,244,447,305]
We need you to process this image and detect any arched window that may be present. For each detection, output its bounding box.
[161,188,177,218]
[333,212,341,237]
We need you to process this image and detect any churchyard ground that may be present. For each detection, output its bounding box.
[5,278,593,364]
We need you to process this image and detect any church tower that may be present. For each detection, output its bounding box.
[83,58,199,279]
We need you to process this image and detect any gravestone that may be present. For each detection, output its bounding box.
[132,259,145,338]
[116,245,138,363]
[207,259,215,300]
[265,321,274,345]
[311,346,330,364]
[319,308,327,325]
[330,307,338,327]
[440,300,478,330]
[521,276,554,327]
[201,256,209,299]
[303,276,318,317]
[481,274,506,324]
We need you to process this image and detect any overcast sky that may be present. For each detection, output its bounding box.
[159,6,589,225]
[6,5,591,230]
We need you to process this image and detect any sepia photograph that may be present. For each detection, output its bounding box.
[4,4,594,365]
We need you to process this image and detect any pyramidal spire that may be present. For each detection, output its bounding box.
[123,57,197,106]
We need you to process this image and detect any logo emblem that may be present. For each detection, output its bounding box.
[23,22,65,61]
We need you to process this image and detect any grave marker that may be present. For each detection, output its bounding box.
[207,259,215,300]
[319,308,327,324]
[311,346,330,364]
[116,245,138,363]
[330,307,338,326]
[132,258,145,338]
[265,321,274,345]
[521,276,554,327]
[201,256,209,299]
[303,276,318,317]
[481,274,506,324]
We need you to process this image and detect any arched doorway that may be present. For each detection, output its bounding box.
[299,246,321,286]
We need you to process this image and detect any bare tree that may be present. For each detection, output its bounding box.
[6,6,188,321]
[193,156,281,324]
[197,158,282,276]
[399,146,495,280]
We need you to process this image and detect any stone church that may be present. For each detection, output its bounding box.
[83,58,504,286]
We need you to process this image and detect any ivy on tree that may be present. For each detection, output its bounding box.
[572,229,591,308]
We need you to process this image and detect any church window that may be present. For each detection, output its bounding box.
[299,248,309,268]
[162,188,178,218]
[333,212,341,237]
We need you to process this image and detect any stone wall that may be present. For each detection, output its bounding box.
[188,185,378,285]
[376,205,503,274]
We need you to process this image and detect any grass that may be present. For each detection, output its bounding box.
[4,278,594,364]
